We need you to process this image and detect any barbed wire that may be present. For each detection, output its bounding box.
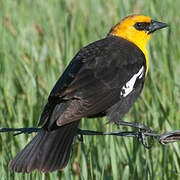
[1,127,180,149]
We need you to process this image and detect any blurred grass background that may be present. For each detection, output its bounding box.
[0,0,180,179]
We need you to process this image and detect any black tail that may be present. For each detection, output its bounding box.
[9,121,79,173]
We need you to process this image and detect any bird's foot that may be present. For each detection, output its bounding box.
[77,129,84,142]
[115,120,152,132]
[115,121,154,149]
[138,129,154,149]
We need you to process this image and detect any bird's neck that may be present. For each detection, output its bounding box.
[110,29,151,75]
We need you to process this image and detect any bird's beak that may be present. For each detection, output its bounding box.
[148,20,168,34]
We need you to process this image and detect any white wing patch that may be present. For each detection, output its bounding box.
[120,66,144,97]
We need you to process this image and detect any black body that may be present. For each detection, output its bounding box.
[9,35,146,172]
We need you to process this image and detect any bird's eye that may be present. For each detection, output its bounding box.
[134,22,144,30]
[134,22,150,31]
[136,23,142,27]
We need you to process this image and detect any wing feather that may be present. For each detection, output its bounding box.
[38,36,146,129]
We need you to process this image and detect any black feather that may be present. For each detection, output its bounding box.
[9,35,147,173]
[9,121,79,173]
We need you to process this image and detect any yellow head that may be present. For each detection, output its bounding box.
[108,15,168,74]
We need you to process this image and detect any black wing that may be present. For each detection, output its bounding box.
[38,36,146,129]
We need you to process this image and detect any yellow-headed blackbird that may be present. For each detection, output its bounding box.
[9,15,168,173]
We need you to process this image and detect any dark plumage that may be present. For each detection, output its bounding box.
[9,36,146,173]
[9,15,168,173]
[40,36,146,128]
[9,121,79,172]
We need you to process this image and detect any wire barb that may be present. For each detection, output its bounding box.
[0,128,40,136]
[0,127,180,149]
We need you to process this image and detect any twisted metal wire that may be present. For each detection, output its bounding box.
[1,127,180,149]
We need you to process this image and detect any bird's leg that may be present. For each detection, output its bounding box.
[77,129,84,142]
[139,129,154,149]
[115,120,152,132]
[115,120,154,149]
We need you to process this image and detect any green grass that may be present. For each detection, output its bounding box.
[0,0,180,179]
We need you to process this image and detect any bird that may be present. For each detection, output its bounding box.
[9,14,168,173]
